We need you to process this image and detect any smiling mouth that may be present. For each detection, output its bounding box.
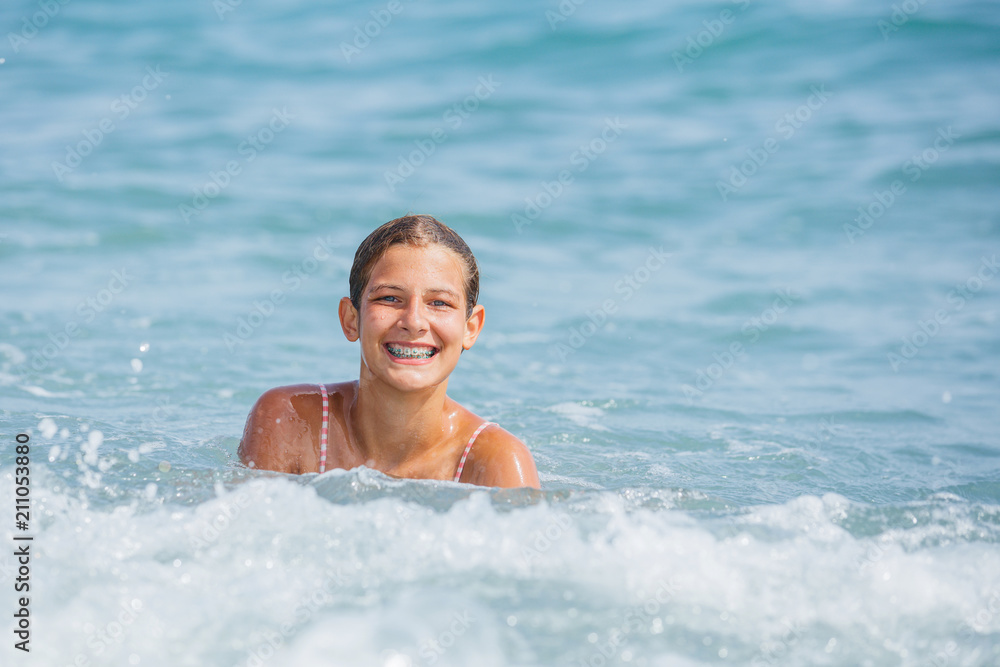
[385,343,439,360]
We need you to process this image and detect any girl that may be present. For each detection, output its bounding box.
[237,215,540,489]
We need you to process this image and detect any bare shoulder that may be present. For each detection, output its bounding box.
[238,384,321,474]
[248,383,321,422]
[462,423,540,489]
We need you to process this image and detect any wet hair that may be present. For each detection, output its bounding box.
[349,214,480,318]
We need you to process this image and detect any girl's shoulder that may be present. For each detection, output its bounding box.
[251,381,356,414]
[238,382,354,473]
[457,418,540,489]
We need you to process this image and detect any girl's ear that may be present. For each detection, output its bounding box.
[339,297,360,342]
[463,304,485,350]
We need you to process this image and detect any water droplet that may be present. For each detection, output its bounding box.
[506,615,517,627]
[158,461,171,472]
[139,342,149,353]
[131,358,143,373]
[941,391,952,403]
[383,653,411,667]
[38,418,58,439]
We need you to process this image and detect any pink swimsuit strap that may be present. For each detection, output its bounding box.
[318,384,329,474]
[454,421,495,482]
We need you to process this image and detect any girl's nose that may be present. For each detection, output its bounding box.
[399,300,428,333]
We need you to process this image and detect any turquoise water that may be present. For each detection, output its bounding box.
[2,0,1000,664]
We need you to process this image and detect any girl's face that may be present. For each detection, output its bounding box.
[340,243,484,393]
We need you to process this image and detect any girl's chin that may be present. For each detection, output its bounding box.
[376,374,447,395]
[372,359,457,388]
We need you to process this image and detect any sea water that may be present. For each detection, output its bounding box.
[2,0,1000,664]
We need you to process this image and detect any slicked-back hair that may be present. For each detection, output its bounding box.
[349,215,480,318]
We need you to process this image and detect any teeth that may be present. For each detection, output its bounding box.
[387,344,436,359]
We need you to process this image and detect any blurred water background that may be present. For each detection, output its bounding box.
[2,0,1000,664]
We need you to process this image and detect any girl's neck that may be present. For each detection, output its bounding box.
[349,373,457,470]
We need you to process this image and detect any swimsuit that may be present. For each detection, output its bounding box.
[318,383,329,474]
[317,383,494,481]
[454,421,495,482]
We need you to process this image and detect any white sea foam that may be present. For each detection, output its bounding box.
[547,402,609,431]
[23,385,58,397]
[0,342,27,366]
[4,468,998,666]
